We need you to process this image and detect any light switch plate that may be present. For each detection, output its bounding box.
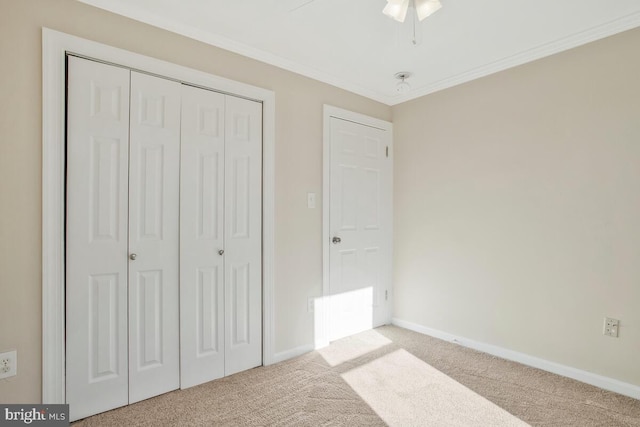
[307,193,316,209]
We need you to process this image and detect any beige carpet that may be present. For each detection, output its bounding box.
[74,325,640,426]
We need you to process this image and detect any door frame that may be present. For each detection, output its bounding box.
[42,28,276,404]
[319,105,393,349]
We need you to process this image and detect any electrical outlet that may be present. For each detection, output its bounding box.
[308,297,315,313]
[0,350,17,379]
[603,317,619,338]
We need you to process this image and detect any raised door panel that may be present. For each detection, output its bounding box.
[66,56,130,421]
[179,84,226,388]
[224,95,263,376]
[136,270,163,369]
[88,274,120,382]
[196,267,222,355]
[230,263,250,346]
[128,71,181,403]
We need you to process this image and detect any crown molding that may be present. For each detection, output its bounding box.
[388,10,640,105]
[77,0,394,105]
[79,1,640,107]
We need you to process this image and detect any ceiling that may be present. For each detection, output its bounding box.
[79,0,640,106]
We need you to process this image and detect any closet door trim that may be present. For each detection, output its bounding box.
[42,28,276,404]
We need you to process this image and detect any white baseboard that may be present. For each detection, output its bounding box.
[272,344,315,364]
[391,318,640,400]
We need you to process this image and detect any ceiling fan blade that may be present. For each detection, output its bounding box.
[383,0,410,23]
[414,0,442,21]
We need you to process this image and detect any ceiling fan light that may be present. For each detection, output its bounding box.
[383,0,410,23]
[414,0,442,21]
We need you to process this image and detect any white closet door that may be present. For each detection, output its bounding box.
[179,85,226,388]
[128,71,181,403]
[66,56,130,421]
[224,96,263,376]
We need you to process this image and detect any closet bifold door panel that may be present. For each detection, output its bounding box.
[66,56,130,421]
[180,88,263,387]
[223,95,263,376]
[128,71,181,404]
[67,58,181,420]
[67,55,262,416]
[179,85,226,388]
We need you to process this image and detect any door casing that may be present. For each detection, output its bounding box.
[42,28,276,404]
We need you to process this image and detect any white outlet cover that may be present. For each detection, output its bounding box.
[0,350,17,379]
[603,317,620,338]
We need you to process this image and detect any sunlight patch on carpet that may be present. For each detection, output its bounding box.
[318,329,392,367]
[342,349,529,426]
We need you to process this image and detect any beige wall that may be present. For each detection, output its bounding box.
[0,0,391,403]
[392,27,640,386]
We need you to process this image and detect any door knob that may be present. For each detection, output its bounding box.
[218,250,225,256]
[332,236,341,244]
[129,253,137,260]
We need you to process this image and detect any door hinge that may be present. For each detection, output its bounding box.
[386,146,389,158]
[385,290,388,300]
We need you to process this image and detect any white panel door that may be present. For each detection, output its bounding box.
[224,95,263,376]
[128,71,181,403]
[329,117,392,342]
[179,85,226,388]
[66,56,130,421]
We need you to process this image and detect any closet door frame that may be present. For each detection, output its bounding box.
[42,28,276,404]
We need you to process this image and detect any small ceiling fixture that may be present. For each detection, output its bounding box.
[395,72,412,93]
[383,0,442,23]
